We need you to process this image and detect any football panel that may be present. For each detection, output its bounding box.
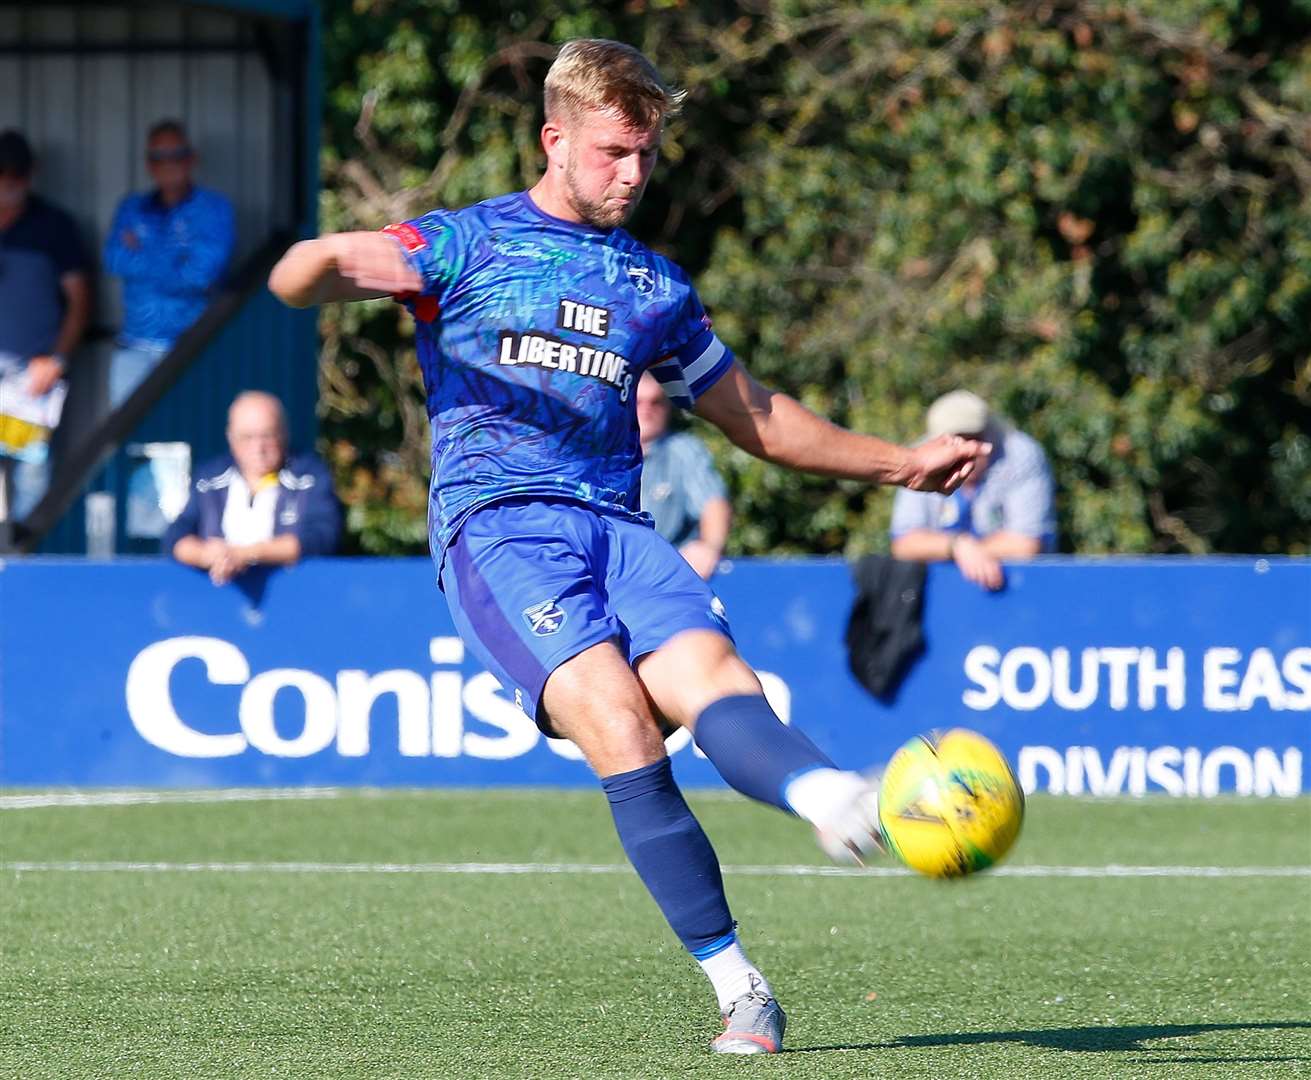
[935,728,1026,867]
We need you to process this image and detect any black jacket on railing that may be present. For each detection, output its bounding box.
[844,554,928,703]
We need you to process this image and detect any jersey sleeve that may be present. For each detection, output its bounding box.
[647,284,735,410]
[382,210,466,308]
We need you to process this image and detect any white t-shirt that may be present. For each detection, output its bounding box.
[219,473,279,545]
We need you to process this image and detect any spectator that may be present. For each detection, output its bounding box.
[103,119,234,407]
[637,371,731,579]
[163,391,341,585]
[0,130,91,523]
[890,390,1054,591]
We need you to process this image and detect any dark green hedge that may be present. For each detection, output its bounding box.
[318,0,1311,556]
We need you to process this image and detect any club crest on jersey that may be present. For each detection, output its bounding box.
[523,598,567,636]
[626,262,656,296]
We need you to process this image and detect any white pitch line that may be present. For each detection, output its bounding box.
[2,860,1308,879]
[0,788,345,810]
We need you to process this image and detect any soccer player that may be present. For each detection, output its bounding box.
[269,39,983,1055]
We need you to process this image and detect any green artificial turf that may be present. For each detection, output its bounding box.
[2,791,1308,1079]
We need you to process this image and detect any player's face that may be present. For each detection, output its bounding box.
[228,402,286,478]
[636,374,670,441]
[561,108,661,228]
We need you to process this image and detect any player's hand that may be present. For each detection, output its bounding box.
[331,233,423,294]
[951,534,1004,591]
[679,539,722,580]
[900,435,989,494]
[25,356,65,397]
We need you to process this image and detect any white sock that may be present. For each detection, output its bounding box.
[697,939,772,1011]
[782,766,869,829]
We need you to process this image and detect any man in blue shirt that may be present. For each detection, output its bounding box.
[103,120,234,407]
[891,390,1055,591]
[0,130,90,524]
[638,371,731,578]
[269,39,983,1056]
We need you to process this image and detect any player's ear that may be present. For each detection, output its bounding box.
[541,120,567,165]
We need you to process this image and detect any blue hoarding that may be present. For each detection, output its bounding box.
[1,557,1307,794]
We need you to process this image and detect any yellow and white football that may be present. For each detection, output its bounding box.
[877,728,1025,878]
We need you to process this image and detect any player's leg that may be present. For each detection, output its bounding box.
[440,501,780,1051]
[637,630,883,860]
[541,640,783,1054]
[604,518,881,860]
[537,637,665,772]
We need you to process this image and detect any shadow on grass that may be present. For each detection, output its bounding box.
[789,1021,1311,1061]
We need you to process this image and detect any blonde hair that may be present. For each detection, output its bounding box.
[544,39,685,129]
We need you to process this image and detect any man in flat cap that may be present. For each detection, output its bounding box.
[890,390,1054,590]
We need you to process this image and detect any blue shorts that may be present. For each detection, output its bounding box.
[440,497,732,733]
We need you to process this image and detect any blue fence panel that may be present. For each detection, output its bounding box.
[1,557,1307,794]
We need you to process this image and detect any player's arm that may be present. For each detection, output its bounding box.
[694,361,984,494]
[268,232,422,308]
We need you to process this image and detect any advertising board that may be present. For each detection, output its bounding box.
[2,557,1305,794]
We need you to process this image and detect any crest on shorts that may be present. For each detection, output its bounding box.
[709,595,731,635]
[523,598,567,636]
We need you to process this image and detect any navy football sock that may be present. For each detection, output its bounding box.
[693,693,835,812]
[601,758,735,957]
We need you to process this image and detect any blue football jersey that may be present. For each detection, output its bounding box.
[385,191,736,560]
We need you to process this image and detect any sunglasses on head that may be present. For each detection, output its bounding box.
[147,147,193,163]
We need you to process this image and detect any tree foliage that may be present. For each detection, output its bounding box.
[318,0,1311,556]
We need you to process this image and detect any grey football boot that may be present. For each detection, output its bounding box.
[711,976,787,1055]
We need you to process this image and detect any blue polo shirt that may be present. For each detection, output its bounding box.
[103,185,234,346]
[0,194,88,359]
